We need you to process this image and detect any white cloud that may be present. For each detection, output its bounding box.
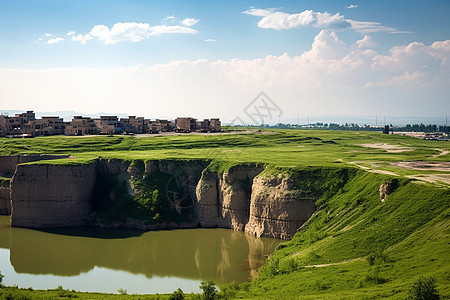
[150,25,197,35]
[205,39,216,42]
[71,34,93,44]
[45,33,52,37]
[242,7,279,17]
[67,31,76,36]
[303,30,347,60]
[367,71,429,89]
[346,4,358,9]
[86,22,197,44]
[245,8,409,34]
[3,32,449,119]
[181,18,199,27]
[47,37,64,44]
[356,35,376,48]
[256,10,351,30]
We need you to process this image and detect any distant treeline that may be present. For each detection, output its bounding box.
[228,123,450,133]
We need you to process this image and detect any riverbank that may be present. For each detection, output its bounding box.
[0,129,448,298]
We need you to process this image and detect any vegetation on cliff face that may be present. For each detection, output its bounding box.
[0,129,448,298]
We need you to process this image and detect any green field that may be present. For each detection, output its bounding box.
[0,129,449,299]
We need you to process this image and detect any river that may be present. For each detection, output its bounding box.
[0,216,281,294]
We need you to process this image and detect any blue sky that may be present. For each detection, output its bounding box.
[1,0,449,123]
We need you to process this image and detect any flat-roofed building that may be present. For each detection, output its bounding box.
[210,118,221,132]
[66,116,99,136]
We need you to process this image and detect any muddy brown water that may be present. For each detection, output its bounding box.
[0,216,281,294]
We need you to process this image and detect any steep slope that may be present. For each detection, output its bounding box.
[232,171,450,299]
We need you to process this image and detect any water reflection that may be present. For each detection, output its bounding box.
[0,216,280,285]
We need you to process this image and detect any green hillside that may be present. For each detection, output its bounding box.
[0,129,449,299]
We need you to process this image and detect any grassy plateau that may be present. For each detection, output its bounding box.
[0,128,448,299]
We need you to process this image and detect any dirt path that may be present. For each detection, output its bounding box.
[302,257,364,268]
[432,148,449,158]
[346,161,399,176]
[390,161,450,172]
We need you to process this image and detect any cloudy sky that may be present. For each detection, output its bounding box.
[1,0,449,124]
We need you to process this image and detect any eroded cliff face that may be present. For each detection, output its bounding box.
[8,157,319,239]
[245,176,316,240]
[197,165,264,231]
[197,166,316,239]
[11,163,96,227]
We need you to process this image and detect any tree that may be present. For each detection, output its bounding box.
[383,125,390,134]
[0,271,4,284]
[200,281,217,300]
[407,276,440,300]
[169,288,185,300]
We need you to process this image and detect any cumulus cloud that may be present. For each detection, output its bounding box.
[244,8,409,34]
[3,32,449,119]
[85,22,197,44]
[71,34,93,44]
[66,31,76,36]
[205,39,216,42]
[45,33,52,37]
[254,10,351,30]
[346,4,358,9]
[47,37,64,44]
[181,18,199,26]
[356,35,376,48]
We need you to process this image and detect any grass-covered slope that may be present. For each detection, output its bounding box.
[0,129,448,299]
[232,170,449,299]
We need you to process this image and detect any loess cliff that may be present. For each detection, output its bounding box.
[5,156,356,239]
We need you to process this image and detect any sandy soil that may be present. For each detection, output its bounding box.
[347,161,399,176]
[390,161,450,172]
[359,143,414,153]
[433,148,449,158]
[405,174,450,185]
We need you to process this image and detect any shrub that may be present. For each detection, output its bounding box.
[279,258,297,274]
[169,288,185,300]
[219,282,239,299]
[364,267,388,284]
[200,281,217,300]
[0,271,3,284]
[407,276,440,300]
[117,288,127,295]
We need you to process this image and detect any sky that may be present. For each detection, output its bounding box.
[0,0,449,124]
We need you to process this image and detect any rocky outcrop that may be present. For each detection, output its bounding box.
[197,165,264,230]
[10,163,96,227]
[197,165,316,239]
[245,176,316,240]
[7,157,319,239]
[379,182,394,202]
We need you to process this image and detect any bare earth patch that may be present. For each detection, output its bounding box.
[433,148,449,158]
[390,161,450,172]
[405,174,450,185]
[347,161,399,176]
[359,143,414,153]
[303,257,364,268]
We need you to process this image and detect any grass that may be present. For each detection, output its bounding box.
[0,129,448,179]
[0,128,449,299]
[235,171,449,299]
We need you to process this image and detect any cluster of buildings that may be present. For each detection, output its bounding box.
[0,111,221,137]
